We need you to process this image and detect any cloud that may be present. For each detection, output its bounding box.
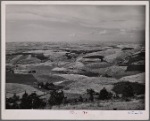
[6,5,145,27]
[69,33,77,38]
[6,5,145,42]
[98,30,107,35]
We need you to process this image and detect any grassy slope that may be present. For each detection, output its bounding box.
[6,83,44,98]
[52,99,144,110]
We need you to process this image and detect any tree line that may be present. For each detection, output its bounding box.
[6,91,46,109]
[6,83,136,109]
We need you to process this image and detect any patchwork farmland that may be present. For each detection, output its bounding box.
[6,42,145,110]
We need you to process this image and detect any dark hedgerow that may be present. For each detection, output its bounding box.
[112,81,145,97]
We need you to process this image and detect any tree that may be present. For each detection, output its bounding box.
[108,92,113,99]
[38,82,44,89]
[6,93,20,109]
[28,92,45,109]
[78,96,83,102]
[11,102,19,109]
[49,90,64,106]
[62,97,68,104]
[44,82,55,90]
[20,91,46,109]
[87,89,95,102]
[122,84,134,98]
[6,98,12,109]
[12,93,19,102]
[20,91,32,109]
[99,88,109,100]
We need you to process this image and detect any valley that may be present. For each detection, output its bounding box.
[6,42,145,109]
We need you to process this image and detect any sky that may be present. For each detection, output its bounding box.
[6,5,145,43]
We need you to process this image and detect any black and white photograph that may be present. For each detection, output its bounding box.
[1,1,149,120]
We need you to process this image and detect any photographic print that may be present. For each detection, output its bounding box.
[1,1,149,120]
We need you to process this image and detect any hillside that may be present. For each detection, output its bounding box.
[6,83,44,98]
[6,42,145,110]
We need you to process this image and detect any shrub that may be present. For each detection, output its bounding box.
[87,89,95,101]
